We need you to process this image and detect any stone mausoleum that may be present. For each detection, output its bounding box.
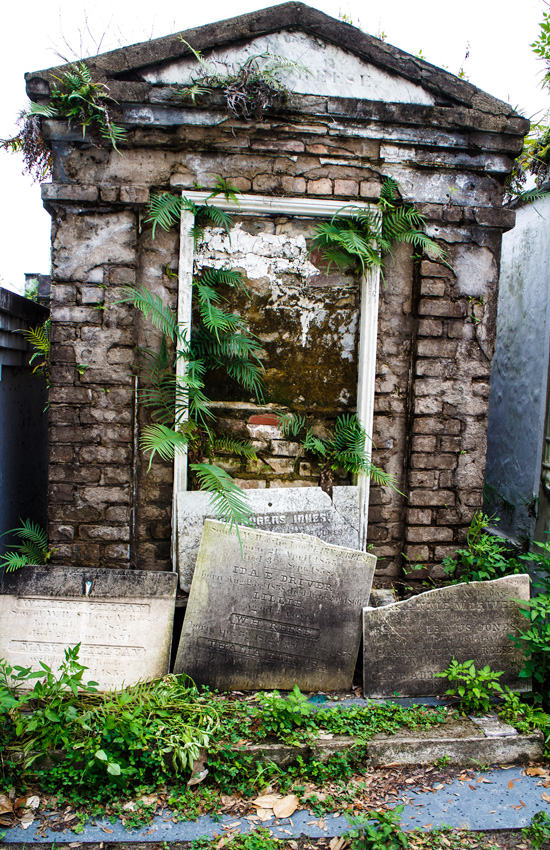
[26,2,528,588]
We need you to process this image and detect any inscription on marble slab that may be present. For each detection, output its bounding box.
[175,519,376,691]
[176,485,360,591]
[0,567,178,691]
[363,576,530,698]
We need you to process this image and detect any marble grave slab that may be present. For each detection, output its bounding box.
[175,519,376,690]
[176,485,360,590]
[363,575,530,698]
[0,566,178,691]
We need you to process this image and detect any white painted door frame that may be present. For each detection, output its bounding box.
[172,191,380,566]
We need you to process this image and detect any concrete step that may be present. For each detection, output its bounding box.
[236,714,543,768]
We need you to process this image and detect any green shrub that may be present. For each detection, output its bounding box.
[508,592,550,706]
[346,807,409,850]
[256,685,313,736]
[434,658,504,714]
[442,513,526,583]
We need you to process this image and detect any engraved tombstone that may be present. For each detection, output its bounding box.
[363,575,530,698]
[0,566,178,691]
[175,519,376,690]
[176,487,361,591]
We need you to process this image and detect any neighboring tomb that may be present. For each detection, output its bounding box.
[175,519,376,690]
[0,566,177,690]
[363,575,530,698]
[176,486,360,590]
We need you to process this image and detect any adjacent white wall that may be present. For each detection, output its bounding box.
[485,196,550,541]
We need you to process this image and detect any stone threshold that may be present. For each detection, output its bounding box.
[236,714,543,768]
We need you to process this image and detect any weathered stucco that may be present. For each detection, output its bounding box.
[31,2,527,584]
[142,31,436,105]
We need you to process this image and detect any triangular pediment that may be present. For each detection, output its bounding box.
[142,31,435,106]
[26,2,517,119]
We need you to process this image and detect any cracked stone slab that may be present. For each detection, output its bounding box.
[469,713,518,738]
[174,518,375,690]
[176,485,360,590]
[363,576,531,698]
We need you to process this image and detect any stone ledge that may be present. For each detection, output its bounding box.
[41,183,98,202]
[234,715,543,768]
[41,183,150,206]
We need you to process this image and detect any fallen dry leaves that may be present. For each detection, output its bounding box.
[273,794,300,818]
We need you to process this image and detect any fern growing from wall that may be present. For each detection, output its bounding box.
[120,254,265,530]
[311,177,449,276]
[277,411,399,497]
[1,62,126,180]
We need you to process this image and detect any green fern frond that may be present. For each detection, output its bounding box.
[312,178,449,275]
[140,424,188,470]
[192,325,265,367]
[180,40,221,81]
[276,411,307,437]
[0,519,50,572]
[332,414,368,453]
[302,431,328,458]
[199,267,246,292]
[119,286,178,339]
[209,176,241,205]
[361,463,400,490]
[226,364,265,400]
[196,203,234,235]
[13,518,49,551]
[146,193,185,238]
[193,280,223,304]
[193,328,265,399]
[200,302,237,339]
[181,83,210,103]
[21,320,50,358]
[379,176,400,204]
[188,385,215,427]
[509,186,550,204]
[100,122,127,151]
[193,281,237,340]
[27,102,59,118]
[190,462,253,529]
[18,542,48,565]
[0,552,29,573]
[213,436,258,460]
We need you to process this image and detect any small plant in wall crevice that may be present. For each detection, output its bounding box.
[1,62,125,180]
[310,177,449,278]
[179,42,310,120]
[277,410,399,496]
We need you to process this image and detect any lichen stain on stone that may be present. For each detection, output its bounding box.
[195,221,360,410]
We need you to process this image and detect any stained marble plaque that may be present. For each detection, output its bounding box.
[363,575,530,698]
[175,519,376,690]
[0,566,178,690]
[176,485,360,591]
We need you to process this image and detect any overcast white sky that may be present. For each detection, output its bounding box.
[0,0,548,294]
